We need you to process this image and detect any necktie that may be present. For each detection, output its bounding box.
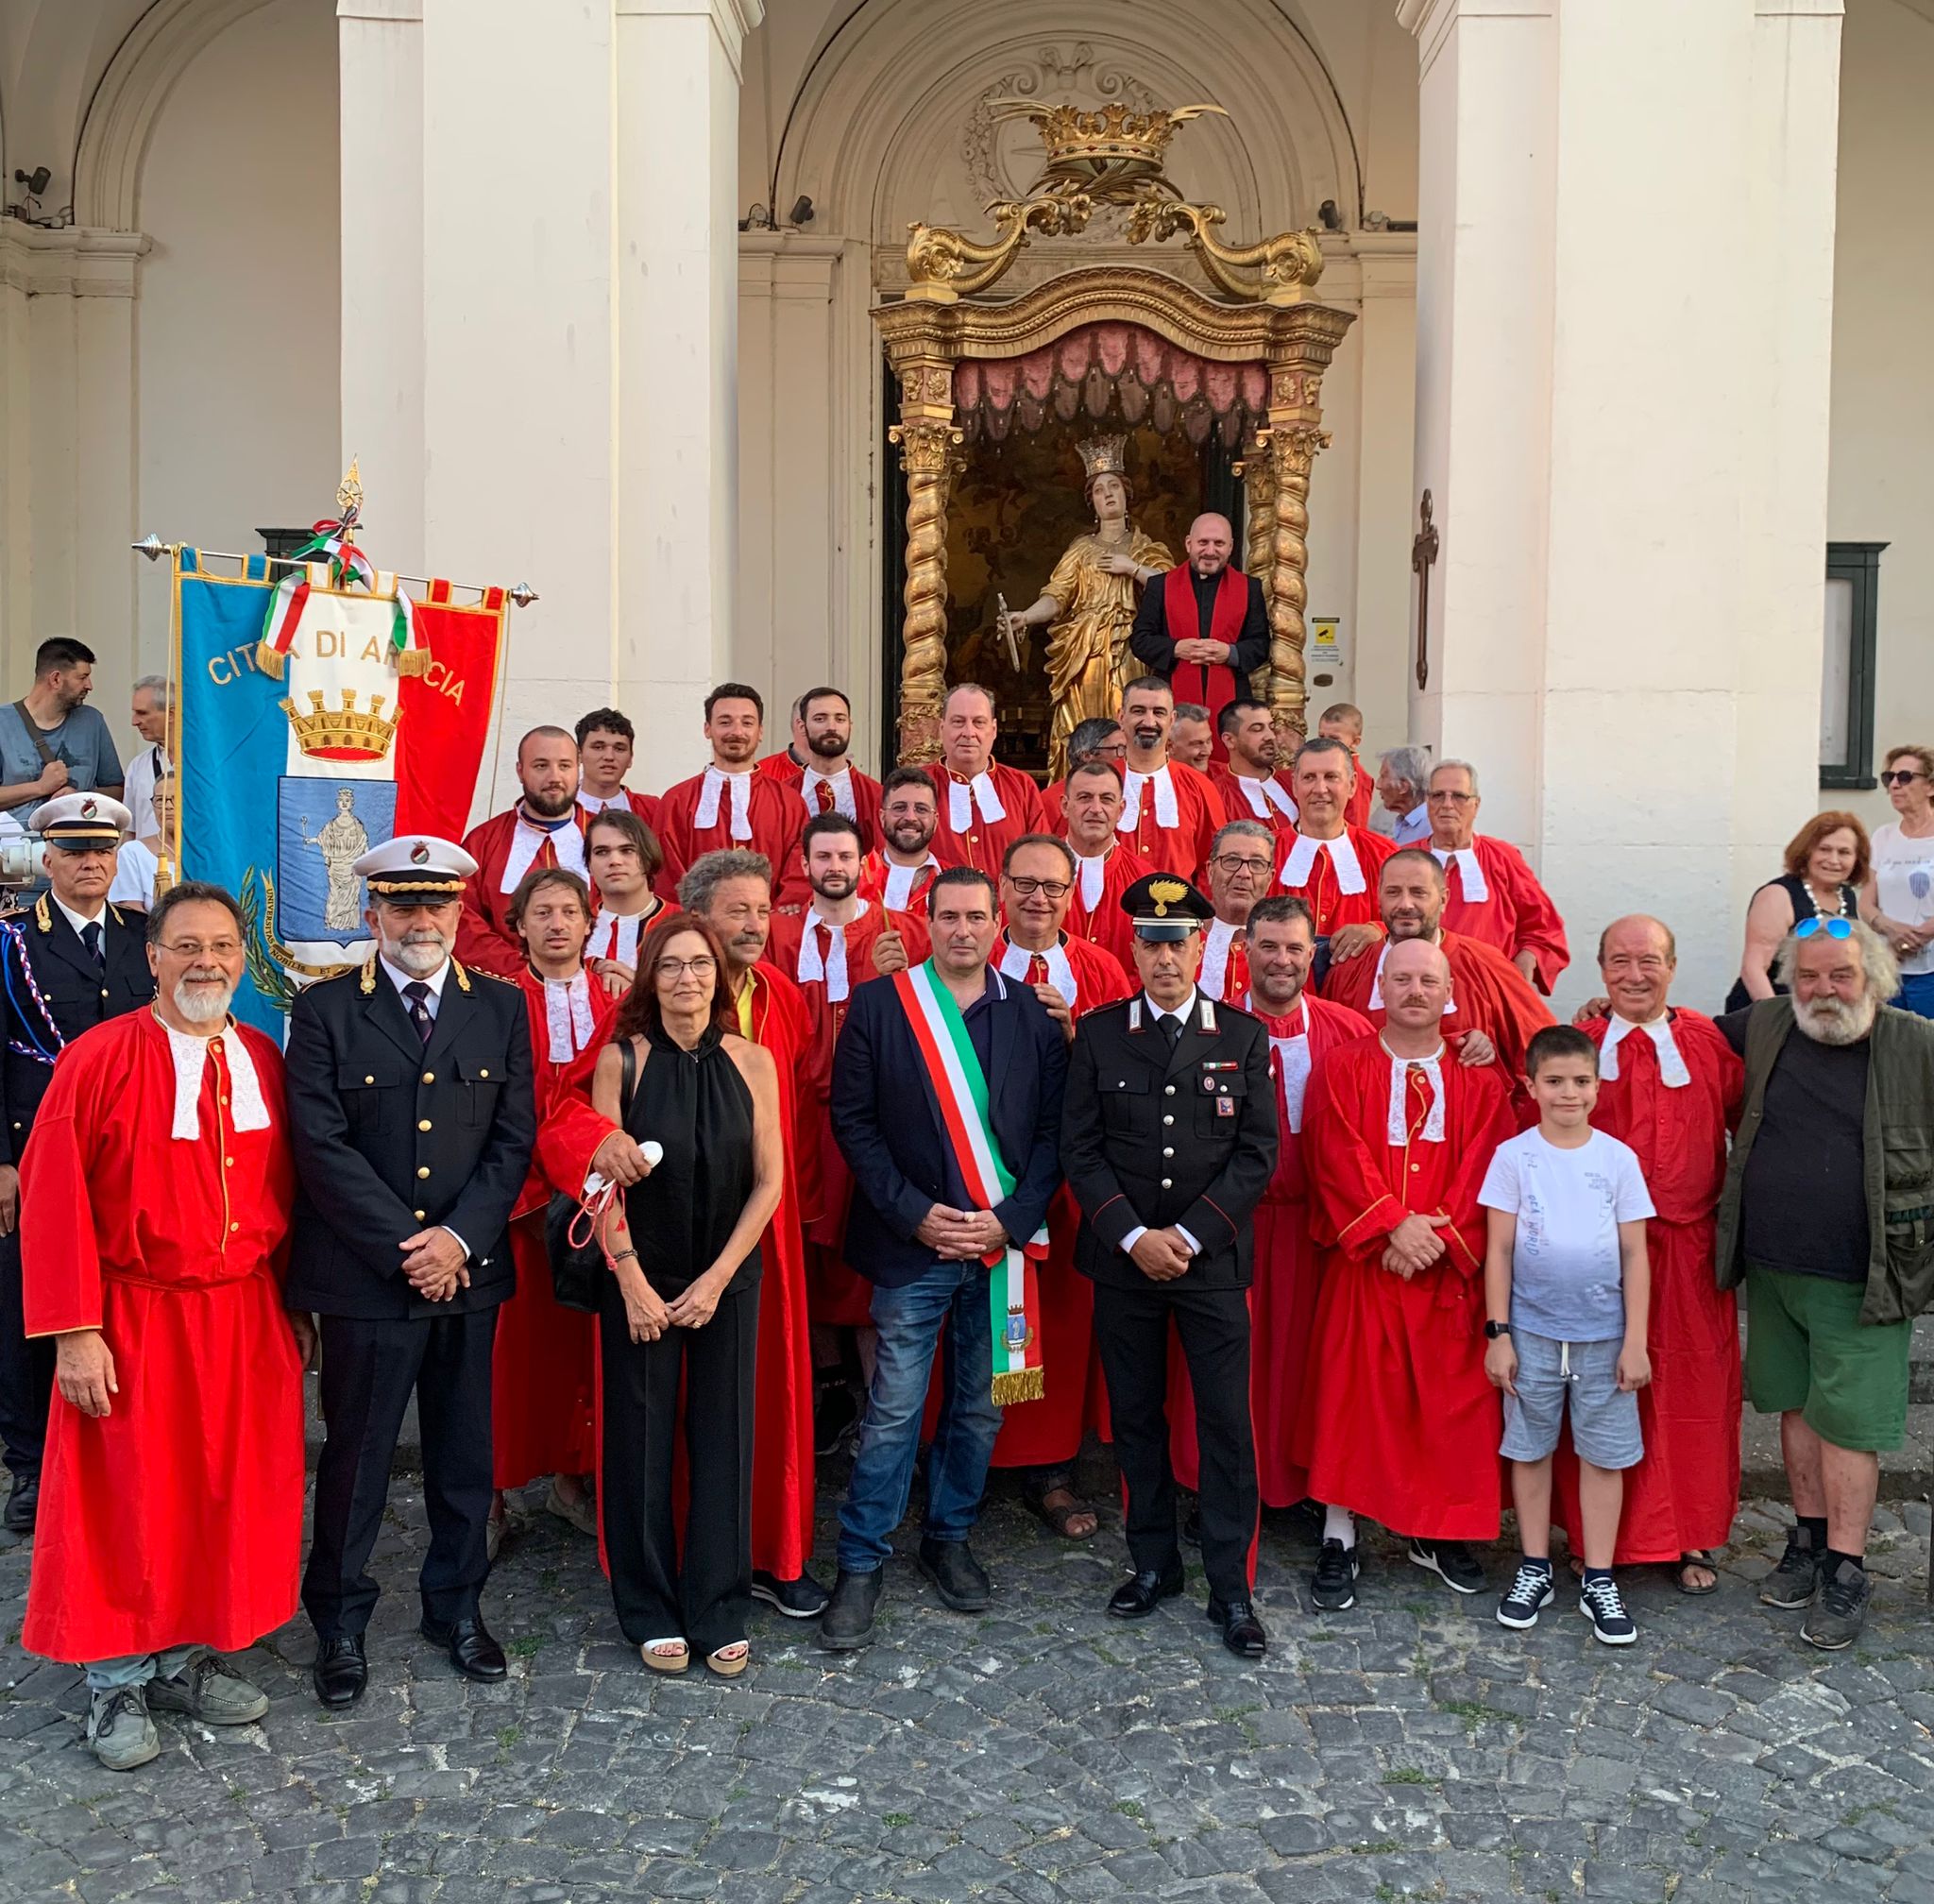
[404,979,433,1046]
[1026,954,1048,986]
[816,778,836,814]
[1162,1012,1183,1049]
[80,921,103,969]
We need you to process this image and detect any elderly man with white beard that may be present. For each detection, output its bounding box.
[18,882,309,1769]
[1715,918,1934,1650]
[284,836,536,1709]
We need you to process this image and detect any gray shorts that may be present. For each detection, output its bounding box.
[1499,1330,1642,1470]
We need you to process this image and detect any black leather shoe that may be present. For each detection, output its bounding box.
[312,1635,367,1708]
[918,1538,991,1612]
[1107,1563,1185,1620]
[3,1478,37,1536]
[420,1615,508,1683]
[819,1568,883,1651]
[1207,1595,1268,1659]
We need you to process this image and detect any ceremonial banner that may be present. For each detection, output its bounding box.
[395,579,507,840]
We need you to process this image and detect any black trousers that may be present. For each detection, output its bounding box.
[1093,1276,1257,1602]
[302,1307,499,1638]
[598,1276,758,1658]
[0,1228,53,1487]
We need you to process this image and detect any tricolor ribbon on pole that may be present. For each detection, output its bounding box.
[892,961,1049,1406]
[256,519,425,681]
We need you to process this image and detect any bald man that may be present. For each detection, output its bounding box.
[1129,512,1269,765]
[457,726,591,975]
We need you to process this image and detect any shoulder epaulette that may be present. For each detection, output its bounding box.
[32,893,51,935]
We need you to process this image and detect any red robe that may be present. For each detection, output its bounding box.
[459,807,592,978]
[1347,758,1375,831]
[1274,826,1398,937]
[766,902,923,1329]
[757,753,883,855]
[1114,759,1226,881]
[21,1014,302,1662]
[653,768,810,910]
[577,788,662,838]
[857,850,940,915]
[494,970,619,1491]
[1296,1035,1516,1538]
[1171,994,1371,1505]
[1039,777,1067,831]
[1062,841,1150,984]
[925,761,1049,877]
[1554,1012,1745,1563]
[1322,929,1554,1110]
[1435,837,1571,995]
[1207,764,1299,849]
[1196,917,1252,1005]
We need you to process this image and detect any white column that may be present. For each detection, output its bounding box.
[1400,0,1843,1008]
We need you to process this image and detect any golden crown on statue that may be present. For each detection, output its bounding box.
[280,688,400,761]
[1077,434,1128,481]
[1002,100,1230,202]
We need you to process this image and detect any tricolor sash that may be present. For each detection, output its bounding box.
[892,961,1049,1405]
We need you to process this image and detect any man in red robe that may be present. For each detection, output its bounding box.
[573,706,662,835]
[1170,705,1214,773]
[1558,915,1744,1590]
[678,847,824,1617]
[492,866,627,1550]
[1114,676,1226,880]
[925,683,1047,876]
[1298,938,1516,1608]
[1171,895,1369,1511]
[458,726,591,978]
[1323,849,1554,1102]
[756,687,882,854]
[1208,699,1298,847]
[1196,819,1279,1003]
[1425,759,1570,994]
[984,834,1130,1535]
[1128,513,1269,764]
[1040,717,1128,831]
[1060,760,1149,982]
[1274,736,1397,948]
[22,882,308,1770]
[1315,703,1377,831]
[655,683,809,909]
[857,766,942,913]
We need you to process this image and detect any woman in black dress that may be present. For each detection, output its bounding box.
[1725,811,1869,1011]
[590,910,783,1677]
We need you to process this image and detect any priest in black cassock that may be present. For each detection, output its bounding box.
[1128,513,1269,766]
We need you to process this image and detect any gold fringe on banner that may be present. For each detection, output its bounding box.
[394,648,432,679]
[991,1366,1045,1408]
[254,642,287,680]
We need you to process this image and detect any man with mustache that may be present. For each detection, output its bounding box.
[654,684,809,909]
[17,880,306,1770]
[1113,676,1225,883]
[458,726,591,977]
[1060,758,1150,982]
[1714,918,1934,1650]
[756,687,881,854]
[857,767,943,916]
[286,836,536,1709]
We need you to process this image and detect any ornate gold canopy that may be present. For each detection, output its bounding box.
[874,103,1355,762]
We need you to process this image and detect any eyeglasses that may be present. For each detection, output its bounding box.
[157,939,243,960]
[1882,769,1926,787]
[1212,855,1274,876]
[1005,876,1070,900]
[655,956,718,978]
[1427,790,1477,805]
[1794,916,1855,942]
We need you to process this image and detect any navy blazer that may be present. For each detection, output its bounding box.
[830,965,1068,1288]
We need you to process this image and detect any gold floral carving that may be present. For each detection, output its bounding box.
[887,418,966,761]
[1264,424,1332,735]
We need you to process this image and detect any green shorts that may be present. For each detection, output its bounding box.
[1744,1263,1912,1453]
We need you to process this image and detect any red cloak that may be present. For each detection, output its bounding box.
[1347,759,1376,831]
[1553,1011,1745,1563]
[1273,826,1398,937]
[494,971,619,1491]
[458,807,592,978]
[1206,764,1299,849]
[577,788,662,836]
[1295,1035,1516,1538]
[1062,841,1150,985]
[1114,759,1226,882]
[757,754,883,855]
[925,761,1049,877]
[21,1014,303,1662]
[1170,993,1371,1506]
[653,769,810,910]
[1436,836,1571,995]
[857,850,940,914]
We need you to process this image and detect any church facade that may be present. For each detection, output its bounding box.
[0,0,1926,1006]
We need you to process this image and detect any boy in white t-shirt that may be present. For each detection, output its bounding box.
[1480,1025,1654,1645]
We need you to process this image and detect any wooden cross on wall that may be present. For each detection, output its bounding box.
[1412,489,1438,691]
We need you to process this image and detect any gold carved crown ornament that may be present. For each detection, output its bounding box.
[280,688,400,762]
[1004,102,1227,202]
[1077,434,1128,482]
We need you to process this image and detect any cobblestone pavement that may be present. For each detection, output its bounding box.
[0,1477,1931,1903]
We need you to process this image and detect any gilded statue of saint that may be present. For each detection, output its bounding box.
[302,786,370,933]
[998,435,1173,780]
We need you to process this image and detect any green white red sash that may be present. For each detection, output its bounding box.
[893,960,1048,1406]
[257,519,421,680]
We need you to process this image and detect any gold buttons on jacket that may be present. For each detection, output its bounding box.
[100,988,109,1000]
[365,1075,376,1085]
[418,1119,433,1131]
[414,1210,425,1221]
[479,1068,489,1080]
[422,1071,435,1083]
[416,1165,431,1179]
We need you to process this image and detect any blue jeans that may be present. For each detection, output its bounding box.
[86,1644,197,1694]
[837,1259,1003,1573]
[1895,971,1934,1020]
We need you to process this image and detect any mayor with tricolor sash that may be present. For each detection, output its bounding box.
[820,866,1067,1651]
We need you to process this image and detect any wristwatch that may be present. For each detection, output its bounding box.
[1484,1320,1511,1340]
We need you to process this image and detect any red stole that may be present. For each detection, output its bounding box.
[1162,565,1251,733]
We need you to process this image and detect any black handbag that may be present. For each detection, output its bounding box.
[546,1038,636,1313]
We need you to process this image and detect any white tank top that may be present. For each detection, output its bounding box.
[1872,822,1934,975]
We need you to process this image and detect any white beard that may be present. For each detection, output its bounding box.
[384,931,452,977]
[1794,992,1878,1046]
[172,977,236,1025]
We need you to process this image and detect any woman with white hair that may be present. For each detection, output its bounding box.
[1863,742,1934,1019]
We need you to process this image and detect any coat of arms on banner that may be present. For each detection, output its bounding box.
[277,779,399,946]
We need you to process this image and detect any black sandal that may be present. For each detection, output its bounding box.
[1023,1485,1098,1541]
[1672,1551,1720,1595]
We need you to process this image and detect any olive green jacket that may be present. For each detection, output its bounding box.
[1715,996,1934,1324]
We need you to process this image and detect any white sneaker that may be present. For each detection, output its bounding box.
[1580,1573,1637,1646]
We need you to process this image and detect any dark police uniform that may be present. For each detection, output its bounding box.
[1061,876,1278,1625]
[283,842,534,1675]
[0,801,152,1520]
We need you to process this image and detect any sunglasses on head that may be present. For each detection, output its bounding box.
[1794,916,1855,942]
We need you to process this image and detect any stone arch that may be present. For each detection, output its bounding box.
[74,0,276,229]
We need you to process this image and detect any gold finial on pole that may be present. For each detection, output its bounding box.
[336,456,364,528]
